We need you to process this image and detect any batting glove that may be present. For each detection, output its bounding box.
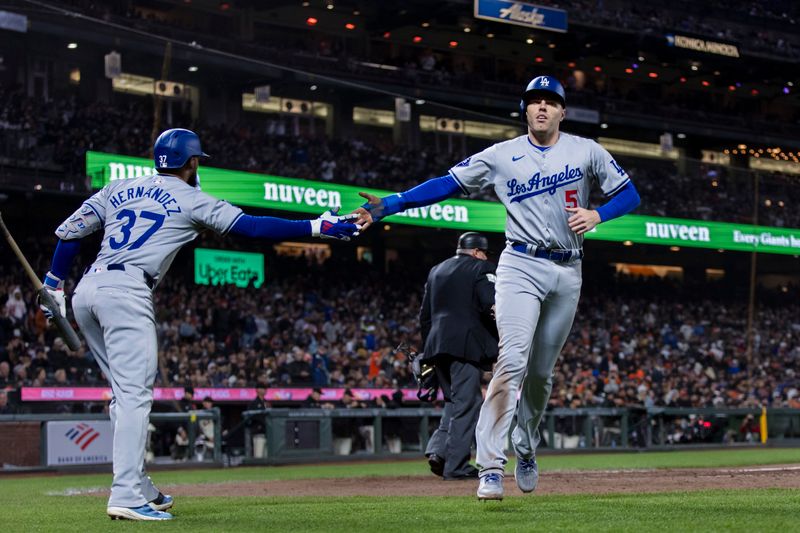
[310,208,362,241]
[39,271,67,320]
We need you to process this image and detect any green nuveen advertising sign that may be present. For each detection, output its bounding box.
[194,248,265,288]
[87,151,800,256]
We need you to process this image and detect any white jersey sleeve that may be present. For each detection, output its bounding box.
[448,145,497,193]
[55,189,107,240]
[590,141,631,196]
[190,190,244,235]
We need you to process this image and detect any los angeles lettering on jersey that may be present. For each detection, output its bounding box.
[506,164,583,203]
[108,185,183,216]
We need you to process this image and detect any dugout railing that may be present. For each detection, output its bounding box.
[0,410,222,469]
[239,407,800,463]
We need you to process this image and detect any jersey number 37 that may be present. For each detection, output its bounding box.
[109,209,165,250]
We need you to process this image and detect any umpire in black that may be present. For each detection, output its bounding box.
[420,232,498,479]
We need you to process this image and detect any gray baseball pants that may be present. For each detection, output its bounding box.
[72,267,161,508]
[475,247,581,474]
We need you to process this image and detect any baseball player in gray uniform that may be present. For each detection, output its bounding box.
[39,128,361,520]
[354,76,640,500]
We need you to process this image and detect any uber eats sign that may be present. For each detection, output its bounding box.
[194,248,264,288]
[87,151,800,256]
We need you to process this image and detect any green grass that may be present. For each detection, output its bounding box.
[3,448,800,532]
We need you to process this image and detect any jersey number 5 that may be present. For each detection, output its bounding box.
[109,209,165,250]
[565,189,578,209]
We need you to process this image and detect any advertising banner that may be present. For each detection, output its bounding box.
[45,420,112,466]
[86,151,800,255]
[23,387,428,403]
[474,0,568,33]
[195,248,265,288]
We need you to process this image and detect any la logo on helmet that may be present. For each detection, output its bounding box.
[540,77,549,87]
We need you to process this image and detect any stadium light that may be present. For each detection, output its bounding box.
[625,68,633,74]
[412,36,422,43]
[526,37,533,44]
[67,42,78,49]
[487,33,494,38]
[449,41,458,48]
[345,23,355,30]
[306,17,318,26]
[648,72,658,78]
[188,66,198,72]
[421,22,430,28]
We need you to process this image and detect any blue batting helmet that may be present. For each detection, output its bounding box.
[153,128,209,169]
[520,75,566,112]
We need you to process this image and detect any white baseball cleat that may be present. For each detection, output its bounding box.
[515,456,539,493]
[477,472,504,501]
[107,504,174,521]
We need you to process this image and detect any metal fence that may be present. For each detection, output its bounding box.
[3,407,799,468]
[239,407,800,463]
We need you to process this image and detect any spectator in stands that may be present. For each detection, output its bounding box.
[0,361,11,387]
[5,287,26,325]
[0,390,13,414]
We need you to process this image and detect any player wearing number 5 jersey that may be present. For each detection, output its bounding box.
[353,76,640,500]
[40,129,360,521]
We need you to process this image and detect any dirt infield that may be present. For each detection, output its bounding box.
[158,465,800,498]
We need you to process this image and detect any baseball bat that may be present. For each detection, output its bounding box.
[0,211,82,351]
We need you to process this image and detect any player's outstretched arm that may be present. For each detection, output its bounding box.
[567,181,640,235]
[229,208,362,242]
[352,175,462,230]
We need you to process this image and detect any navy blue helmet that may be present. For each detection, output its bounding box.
[153,128,209,169]
[520,75,566,112]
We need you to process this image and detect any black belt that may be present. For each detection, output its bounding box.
[85,263,155,289]
[510,242,583,263]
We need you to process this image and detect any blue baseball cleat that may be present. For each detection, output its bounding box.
[107,504,174,521]
[477,472,504,500]
[515,455,539,493]
[149,492,174,511]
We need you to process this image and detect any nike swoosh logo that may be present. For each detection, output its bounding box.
[512,155,526,162]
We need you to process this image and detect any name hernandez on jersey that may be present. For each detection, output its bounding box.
[55,174,243,282]
[448,132,631,250]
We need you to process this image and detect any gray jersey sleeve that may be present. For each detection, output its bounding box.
[190,190,244,235]
[448,145,496,193]
[55,189,107,240]
[590,141,631,196]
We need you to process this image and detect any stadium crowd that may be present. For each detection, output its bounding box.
[1,237,798,411]
[12,0,800,138]
[2,87,799,228]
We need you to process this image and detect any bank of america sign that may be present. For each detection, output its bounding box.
[474,0,568,33]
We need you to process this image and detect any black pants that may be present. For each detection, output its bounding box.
[424,356,482,478]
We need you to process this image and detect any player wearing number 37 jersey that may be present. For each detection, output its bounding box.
[40,129,361,521]
[353,76,640,500]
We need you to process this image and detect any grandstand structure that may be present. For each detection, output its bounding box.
[0,0,799,466]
